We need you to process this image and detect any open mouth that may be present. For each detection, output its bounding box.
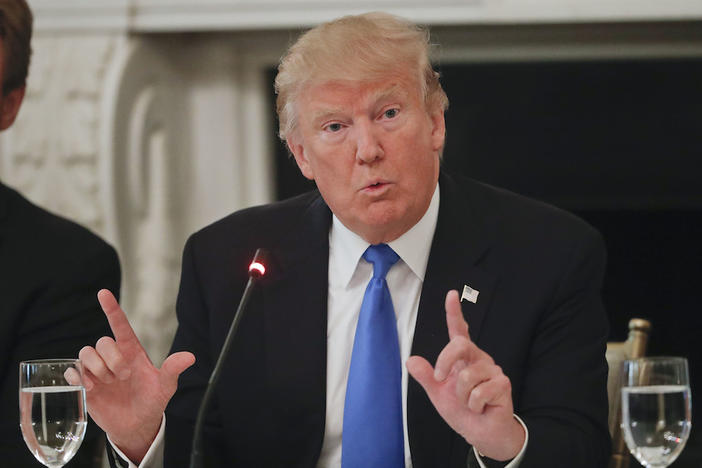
[363,181,390,192]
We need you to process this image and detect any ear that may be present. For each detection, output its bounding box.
[429,106,446,152]
[0,85,25,131]
[286,133,315,180]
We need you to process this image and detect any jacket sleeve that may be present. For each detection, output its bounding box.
[517,228,611,468]
[164,235,228,467]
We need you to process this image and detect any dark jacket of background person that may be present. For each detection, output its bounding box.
[0,182,120,467]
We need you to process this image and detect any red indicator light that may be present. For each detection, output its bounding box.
[249,261,265,276]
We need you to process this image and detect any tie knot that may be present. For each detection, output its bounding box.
[363,244,400,279]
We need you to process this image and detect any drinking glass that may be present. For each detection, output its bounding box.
[621,356,692,467]
[19,359,87,467]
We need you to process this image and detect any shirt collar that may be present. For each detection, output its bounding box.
[329,183,440,287]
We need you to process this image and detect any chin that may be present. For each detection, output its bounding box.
[358,210,409,243]
[363,204,402,226]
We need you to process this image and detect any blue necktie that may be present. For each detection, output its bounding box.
[342,244,404,468]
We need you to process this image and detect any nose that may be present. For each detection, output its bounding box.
[354,120,384,163]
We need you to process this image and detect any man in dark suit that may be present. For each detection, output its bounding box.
[0,1,120,466]
[81,12,610,468]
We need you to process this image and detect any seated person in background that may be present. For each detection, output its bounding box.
[79,12,610,468]
[0,1,121,466]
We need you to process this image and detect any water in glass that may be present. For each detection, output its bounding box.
[19,360,87,468]
[19,386,87,467]
[622,384,691,467]
[621,357,692,468]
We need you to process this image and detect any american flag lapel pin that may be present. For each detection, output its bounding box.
[461,284,479,304]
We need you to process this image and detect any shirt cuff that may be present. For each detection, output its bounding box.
[472,414,529,468]
[107,413,166,468]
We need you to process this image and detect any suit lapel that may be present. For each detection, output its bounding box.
[408,171,499,467]
[260,194,331,465]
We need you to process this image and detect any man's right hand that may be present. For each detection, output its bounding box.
[72,289,195,464]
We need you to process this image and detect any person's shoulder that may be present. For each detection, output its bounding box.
[2,183,118,259]
[447,172,602,246]
[187,189,324,247]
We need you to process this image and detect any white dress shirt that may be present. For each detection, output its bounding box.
[114,183,528,468]
[316,184,526,468]
[317,183,441,467]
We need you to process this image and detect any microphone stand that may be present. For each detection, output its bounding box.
[189,248,267,468]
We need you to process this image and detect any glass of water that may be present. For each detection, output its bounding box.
[19,359,87,467]
[621,356,692,467]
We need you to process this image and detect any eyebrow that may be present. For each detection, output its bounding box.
[370,84,408,104]
[311,107,347,124]
[310,84,409,124]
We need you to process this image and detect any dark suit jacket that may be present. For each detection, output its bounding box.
[0,182,120,467]
[164,171,611,467]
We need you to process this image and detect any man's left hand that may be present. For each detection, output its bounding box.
[407,290,525,461]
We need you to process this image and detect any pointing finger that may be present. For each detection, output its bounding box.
[97,289,140,345]
[445,290,469,340]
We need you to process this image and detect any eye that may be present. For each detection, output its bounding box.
[383,108,399,119]
[324,122,343,132]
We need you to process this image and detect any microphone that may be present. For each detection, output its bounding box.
[189,248,268,468]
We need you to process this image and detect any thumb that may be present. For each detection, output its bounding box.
[407,355,439,396]
[159,351,196,389]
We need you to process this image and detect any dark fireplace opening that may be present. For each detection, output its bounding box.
[268,58,702,466]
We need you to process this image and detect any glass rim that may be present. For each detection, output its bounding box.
[19,358,81,365]
[623,356,688,364]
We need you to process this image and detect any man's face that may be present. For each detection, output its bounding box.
[287,73,445,244]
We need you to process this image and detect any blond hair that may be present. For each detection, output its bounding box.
[275,12,448,140]
[0,0,32,95]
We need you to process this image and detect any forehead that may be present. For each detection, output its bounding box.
[297,75,422,118]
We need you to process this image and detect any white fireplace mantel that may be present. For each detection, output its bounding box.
[29,0,702,33]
